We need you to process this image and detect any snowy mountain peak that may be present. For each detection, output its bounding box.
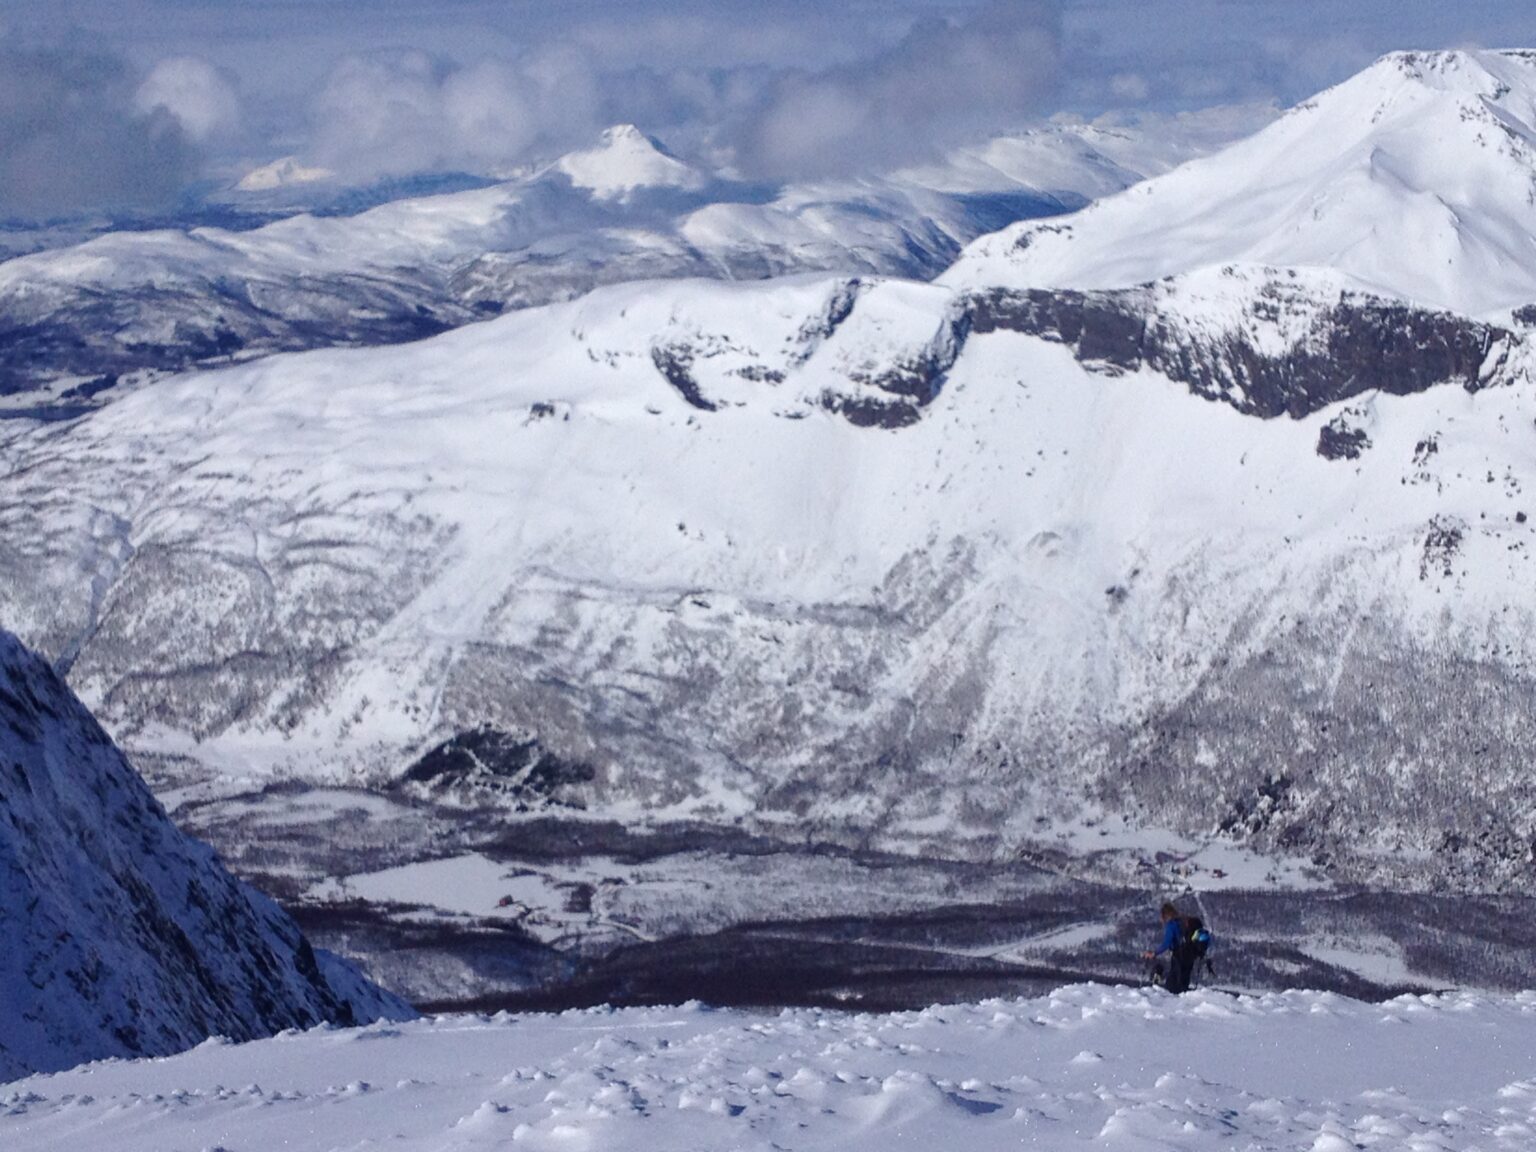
[554,124,709,200]
[946,47,1536,316]
[1304,48,1536,137]
[602,123,656,146]
[234,155,335,192]
[1360,47,1534,96]
[0,111,1217,407]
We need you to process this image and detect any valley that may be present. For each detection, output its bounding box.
[166,773,1536,1012]
[6,47,1536,1019]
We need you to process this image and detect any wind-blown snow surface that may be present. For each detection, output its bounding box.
[7,987,1536,1151]
[0,630,411,1081]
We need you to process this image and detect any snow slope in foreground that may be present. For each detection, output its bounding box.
[5,985,1536,1151]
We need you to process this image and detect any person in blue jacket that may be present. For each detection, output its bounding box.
[1142,901,1195,993]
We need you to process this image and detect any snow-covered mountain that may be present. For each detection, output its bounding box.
[950,50,1536,317]
[234,155,335,192]
[0,629,411,1080]
[0,120,1179,413]
[553,124,709,200]
[2,279,1533,888]
[5,48,1536,903]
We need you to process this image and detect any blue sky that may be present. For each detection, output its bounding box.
[5,1,1536,216]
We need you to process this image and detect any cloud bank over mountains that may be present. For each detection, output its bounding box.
[0,46,196,218]
[134,55,243,144]
[4,0,1536,219]
[2,2,1062,216]
[733,2,1060,179]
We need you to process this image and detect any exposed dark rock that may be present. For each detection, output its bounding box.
[851,309,973,404]
[1420,516,1465,580]
[1011,221,1074,253]
[793,279,862,356]
[1318,412,1372,460]
[823,304,973,428]
[60,374,119,401]
[968,286,1144,374]
[398,724,596,809]
[817,392,924,429]
[967,285,1511,419]
[735,364,786,384]
[650,344,718,411]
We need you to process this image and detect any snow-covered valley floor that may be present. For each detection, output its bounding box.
[7,985,1536,1151]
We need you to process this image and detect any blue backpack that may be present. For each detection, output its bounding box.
[1183,916,1212,956]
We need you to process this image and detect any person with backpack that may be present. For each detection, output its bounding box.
[1143,901,1199,993]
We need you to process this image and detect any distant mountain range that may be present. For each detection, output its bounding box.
[0,116,1243,415]
[4,49,1536,908]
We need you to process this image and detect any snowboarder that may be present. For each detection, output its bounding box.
[1143,901,1197,993]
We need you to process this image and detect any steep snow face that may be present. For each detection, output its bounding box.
[7,988,1536,1149]
[3,261,1536,887]
[948,50,1536,317]
[554,125,708,200]
[0,630,411,1080]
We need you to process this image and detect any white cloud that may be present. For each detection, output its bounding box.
[1109,73,1151,103]
[307,47,605,180]
[440,61,535,156]
[13,0,1536,208]
[0,46,195,218]
[272,3,1062,186]
[134,56,243,143]
[735,1,1062,179]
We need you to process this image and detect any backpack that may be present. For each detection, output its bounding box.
[1182,915,1212,958]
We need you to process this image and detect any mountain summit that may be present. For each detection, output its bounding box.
[553,124,709,200]
[948,49,1536,316]
[234,154,335,192]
